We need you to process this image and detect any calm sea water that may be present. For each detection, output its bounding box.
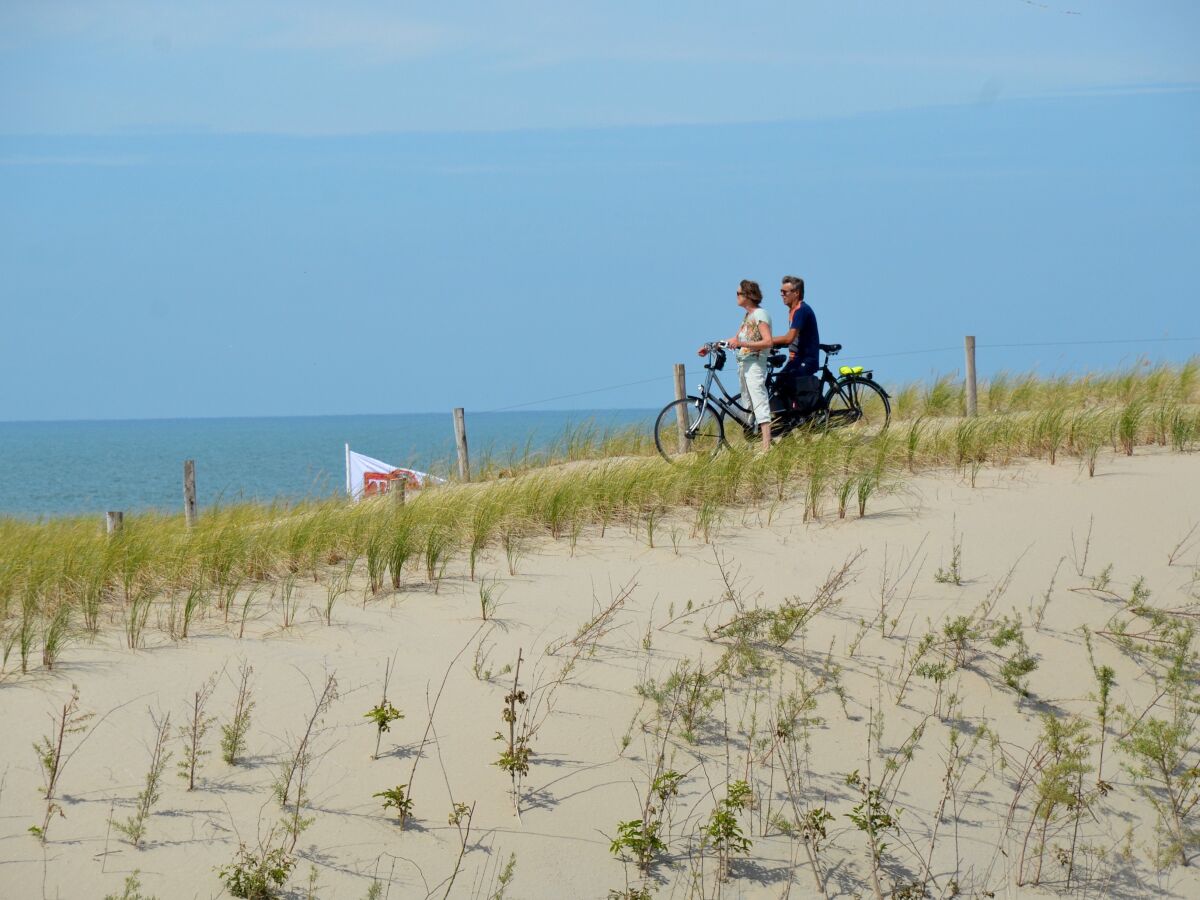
[0,410,654,519]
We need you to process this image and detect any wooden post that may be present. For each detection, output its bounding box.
[392,478,406,506]
[105,511,124,535]
[453,408,471,482]
[673,363,691,454]
[183,459,197,527]
[964,335,978,418]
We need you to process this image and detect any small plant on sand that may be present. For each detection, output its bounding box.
[1015,714,1094,885]
[365,658,403,760]
[364,697,403,758]
[1032,556,1065,630]
[608,889,654,900]
[114,711,173,848]
[1069,515,1094,576]
[472,628,511,682]
[479,576,504,621]
[29,685,93,842]
[278,573,299,629]
[704,779,753,881]
[423,517,458,590]
[942,614,984,668]
[494,649,532,813]
[546,578,634,660]
[796,806,835,890]
[500,515,529,576]
[934,529,964,586]
[103,871,158,900]
[610,767,683,873]
[221,661,255,766]
[180,580,208,638]
[1117,645,1200,867]
[39,599,73,670]
[322,563,352,625]
[992,614,1039,698]
[177,672,218,790]
[218,830,295,900]
[845,768,900,895]
[637,660,721,744]
[374,784,414,826]
[1083,630,1117,787]
[610,818,668,872]
[488,852,517,899]
[273,673,338,851]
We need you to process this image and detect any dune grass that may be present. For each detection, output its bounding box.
[1,359,1197,674]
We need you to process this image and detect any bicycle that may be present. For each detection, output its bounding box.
[653,341,891,462]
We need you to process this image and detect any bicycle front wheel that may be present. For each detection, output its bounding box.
[821,377,891,434]
[654,397,726,462]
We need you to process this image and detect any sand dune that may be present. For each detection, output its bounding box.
[2,448,1199,899]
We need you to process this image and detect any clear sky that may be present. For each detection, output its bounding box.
[2,1,1198,420]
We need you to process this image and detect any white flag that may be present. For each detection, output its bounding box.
[345,446,445,500]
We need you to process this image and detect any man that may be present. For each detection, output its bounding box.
[772,275,821,414]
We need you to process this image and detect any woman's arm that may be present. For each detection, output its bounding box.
[754,321,773,351]
[731,319,772,351]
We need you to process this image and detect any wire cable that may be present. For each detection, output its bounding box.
[487,335,1200,412]
[487,374,679,412]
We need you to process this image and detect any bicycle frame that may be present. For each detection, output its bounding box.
[695,349,753,431]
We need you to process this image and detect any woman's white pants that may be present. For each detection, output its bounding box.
[738,357,770,428]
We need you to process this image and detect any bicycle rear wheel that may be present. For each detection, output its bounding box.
[821,377,891,434]
[654,398,726,462]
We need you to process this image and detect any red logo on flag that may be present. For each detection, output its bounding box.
[363,471,400,496]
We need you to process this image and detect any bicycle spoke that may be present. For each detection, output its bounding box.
[654,398,725,462]
[821,377,890,435]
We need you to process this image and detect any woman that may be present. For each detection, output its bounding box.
[700,279,773,452]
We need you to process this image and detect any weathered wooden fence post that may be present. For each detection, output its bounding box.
[964,335,978,418]
[106,511,124,535]
[393,478,406,506]
[673,363,691,454]
[453,408,471,482]
[183,459,197,527]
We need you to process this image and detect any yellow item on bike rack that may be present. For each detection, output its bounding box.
[839,365,864,375]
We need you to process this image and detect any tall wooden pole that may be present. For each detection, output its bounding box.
[453,408,471,482]
[964,336,978,418]
[392,478,406,506]
[106,511,124,535]
[183,459,197,527]
[673,363,691,454]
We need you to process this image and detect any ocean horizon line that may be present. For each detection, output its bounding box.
[0,406,659,427]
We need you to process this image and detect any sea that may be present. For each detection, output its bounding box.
[0,409,655,520]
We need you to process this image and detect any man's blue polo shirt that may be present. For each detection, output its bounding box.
[786,302,820,370]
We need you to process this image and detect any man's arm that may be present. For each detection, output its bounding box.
[772,306,803,348]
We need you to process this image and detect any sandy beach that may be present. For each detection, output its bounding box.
[2,446,1199,899]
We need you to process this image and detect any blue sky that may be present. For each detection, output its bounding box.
[1,1,1198,420]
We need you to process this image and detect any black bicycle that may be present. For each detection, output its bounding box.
[653,341,891,462]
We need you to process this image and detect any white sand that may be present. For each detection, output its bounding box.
[2,448,1199,899]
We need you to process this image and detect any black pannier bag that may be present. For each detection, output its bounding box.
[794,374,823,414]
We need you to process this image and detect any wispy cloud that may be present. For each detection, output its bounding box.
[256,10,451,62]
[0,154,145,167]
[0,0,454,61]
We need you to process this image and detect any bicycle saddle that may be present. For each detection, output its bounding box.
[819,343,842,354]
